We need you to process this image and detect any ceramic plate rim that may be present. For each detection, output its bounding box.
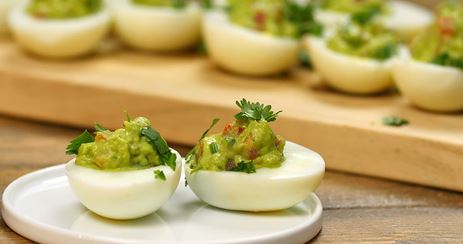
[2,164,323,244]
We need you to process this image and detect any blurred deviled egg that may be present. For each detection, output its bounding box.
[112,0,209,51]
[185,99,325,212]
[306,10,402,94]
[9,0,110,58]
[314,0,433,41]
[203,0,322,76]
[0,0,16,34]
[66,116,182,220]
[393,0,463,112]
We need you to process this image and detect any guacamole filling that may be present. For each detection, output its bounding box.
[187,99,285,173]
[132,0,211,9]
[411,0,463,70]
[66,116,176,172]
[327,8,399,60]
[318,0,387,14]
[27,0,102,19]
[228,0,322,38]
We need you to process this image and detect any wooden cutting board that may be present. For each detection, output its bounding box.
[0,38,462,192]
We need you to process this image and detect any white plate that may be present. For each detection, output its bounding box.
[2,165,323,244]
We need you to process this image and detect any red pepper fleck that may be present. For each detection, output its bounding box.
[254,11,266,31]
[237,127,244,135]
[437,17,456,37]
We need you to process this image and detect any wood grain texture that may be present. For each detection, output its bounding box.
[1,116,463,243]
[0,37,462,192]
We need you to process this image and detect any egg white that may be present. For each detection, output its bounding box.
[305,36,405,94]
[315,1,433,41]
[112,0,202,51]
[185,141,325,212]
[380,1,433,41]
[0,0,16,34]
[66,149,182,220]
[203,11,299,76]
[393,58,463,112]
[8,0,110,58]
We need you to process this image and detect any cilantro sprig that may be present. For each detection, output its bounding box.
[66,130,94,155]
[234,99,282,122]
[154,170,166,181]
[141,127,177,171]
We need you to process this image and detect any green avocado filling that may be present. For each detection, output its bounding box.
[66,116,176,172]
[327,8,399,60]
[411,0,463,70]
[318,0,387,14]
[186,99,285,173]
[132,0,212,9]
[27,0,102,19]
[228,0,322,38]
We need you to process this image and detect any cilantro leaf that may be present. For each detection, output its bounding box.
[94,123,108,132]
[234,99,282,122]
[229,161,256,174]
[382,116,409,127]
[66,130,94,155]
[141,127,177,171]
[284,2,323,37]
[154,170,166,181]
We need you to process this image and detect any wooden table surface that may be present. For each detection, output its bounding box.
[0,115,462,243]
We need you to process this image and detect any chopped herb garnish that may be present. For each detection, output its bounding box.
[235,99,282,122]
[154,170,166,181]
[125,111,131,122]
[229,161,256,174]
[66,130,94,155]
[209,142,219,154]
[201,118,220,140]
[351,6,381,25]
[141,127,177,171]
[94,123,108,132]
[284,2,323,37]
[373,43,398,61]
[186,118,220,163]
[432,53,463,70]
[382,116,409,127]
[225,137,236,146]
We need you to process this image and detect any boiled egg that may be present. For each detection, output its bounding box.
[8,0,110,58]
[203,11,299,76]
[315,1,433,41]
[305,36,405,94]
[393,58,463,112]
[0,0,15,34]
[112,0,202,51]
[66,150,182,220]
[185,141,325,212]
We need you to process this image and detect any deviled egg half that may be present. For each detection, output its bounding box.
[66,116,182,220]
[9,0,110,58]
[314,0,433,41]
[393,0,463,112]
[0,0,16,34]
[306,10,403,95]
[203,0,322,76]
[112,0,206,51]
[185,99,325,211]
